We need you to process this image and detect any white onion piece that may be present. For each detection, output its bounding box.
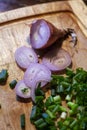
[14,46,38,69]
[42,48,71,72]
[23,63,51,88]
[15,80,31,99]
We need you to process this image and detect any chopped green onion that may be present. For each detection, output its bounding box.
[30,68,87,130]
[52,105,60,114]
[66,67,75,77]
[53,95,61,103]
[20,114,25,130]
[70,119,78,128]
[56,85,64,93]
[63,120,70,126]
[65,94,72,101]
[60,112,67,119]
[45,116,55,125]
[34,118,44,126]
[49,125,57,130]
[48,105,56,111]
[61,81,71,88]
[67,102,78,111]
[59,106,67,112]
[42,113,49,119]
[30,106,38,122]
[38,122,47,128]
[21,88,29,94]
[0,69,8,85]
[51,89,56,96]
[9,80,17,89]
[46,110,56,119]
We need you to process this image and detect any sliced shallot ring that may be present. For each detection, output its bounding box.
[15,80,31,99]
[42,48,72,72]
[14,46,38,69]
[23,63,51,88]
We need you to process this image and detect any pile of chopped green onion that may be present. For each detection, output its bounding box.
[30,68,87,130]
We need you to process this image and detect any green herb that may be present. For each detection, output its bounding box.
[9,80,17,89]
[30,67,87,130]
[67,102,78,111]
[46,110,56,119]
[34,118,44,126]
[21,88,29,94]
[20,114,25,130]
[0,69,8,85]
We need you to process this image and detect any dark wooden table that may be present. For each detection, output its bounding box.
[0,0,86,12]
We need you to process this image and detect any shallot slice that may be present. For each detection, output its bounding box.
[42,48,71,72]
[15,80,31,99]
[14,46,38,69]
[30,19,65,49]
[23,63,51,88]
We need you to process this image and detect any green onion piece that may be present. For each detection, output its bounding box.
[70,119,78,128]
[52,105,60,114]
[65,94,72,101]
[30,106,39,122]
[20,114,25,130]
[60,112,67,119]
[61,81,71,88]
[21,88,29,94]
[63,117,73,126]
[53,95,61,103]
[69,110,76,115]
[42,113,49,119]
[35,84,45,97]
[73,125,79,130]
[60,126,67,130]
[57,120,63,128]
[66,67,75,77]
[49,125,57,130]
[58,123,67,130]
[80,121,87,130]
[59,106,67,112]
[67,102,78,111]
[35,96,44,105]
[51,89,56,96]
[38,122,47,128]
[56,85,64,93]
[45,96,54,108]
[34,118,44,126]
[45,117,55,125]
[46,110,55,119]
[63,120,70,126]
[9,80,17,89]
[48,105,56,111]
[0,69,8,85]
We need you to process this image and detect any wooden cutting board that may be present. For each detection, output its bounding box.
[0,0,87,130]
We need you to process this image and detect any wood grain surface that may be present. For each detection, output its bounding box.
[0,0,87,130]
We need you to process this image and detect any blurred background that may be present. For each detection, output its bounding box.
[0,0,87,12]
